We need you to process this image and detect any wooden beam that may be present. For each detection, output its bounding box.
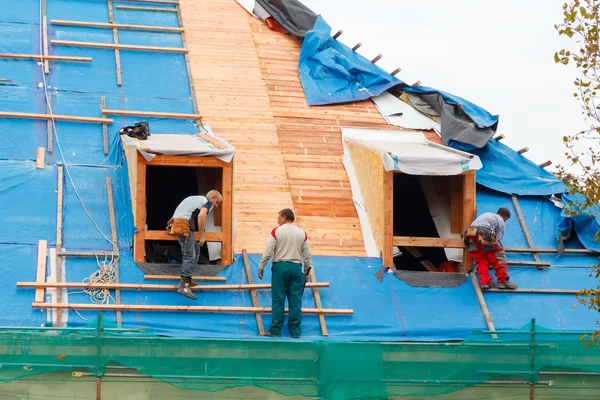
[517,147,529,154]
[100,97,108,155]
[383,171,394,268]
[508,261,551,267]
[101,109,201,119]
[309,268,328,336]
[393,236,465,248]
[198,134,227,150]
[462,170,477,272]
[106,177,122,326]
[55,166,64,325]
[539,160,552,168]
[35,240,48,303]
[107,0,122,86]
[0,111,112,124]
[333,29,343,39]
[32,302,354,315]
[42,0,49,74]
[470,272,497,339]
[404,247,438,272]
[59,251,116,257]
[134,157,146,262]
[145,230,222,242]
[494,134,505,141]
[390,67,402,76]
[221,165,233,265]
[352,42,362,51]
[511,195,543,270]
[412,80,422,86]
[115,5,178,12]
[18,282,331,291]
[51,40,188,53]
[144,275,226,282]
[46,92,53,154]
[145,155,228,168]
[371,53,383,63]
[504,247,596,254]
[50,20,184,32]
[242,249,265,336]
[36,147,45,169]
[0,54,92,62]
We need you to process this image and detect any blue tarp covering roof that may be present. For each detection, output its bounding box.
[0,0,597,342]
[299,16,404,106]
[556,193,600,252]
[449,139,566,196]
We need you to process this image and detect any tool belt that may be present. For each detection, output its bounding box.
[463,227,495,247]
[166,218,190,238]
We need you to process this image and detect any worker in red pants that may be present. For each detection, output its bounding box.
[464,208,518,290]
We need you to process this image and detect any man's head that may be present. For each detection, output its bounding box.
[277,208,295,226]
[206,190,223,208]
[497,207,511,222]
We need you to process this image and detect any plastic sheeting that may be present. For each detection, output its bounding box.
[372,91,441,131]
[299,16,404,106]
[121,133,235,163]
[556,193,600,252]
[254,0,317,41]
[450,139,566,196]
[342,128,482,175]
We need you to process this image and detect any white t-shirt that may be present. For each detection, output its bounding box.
[172,196,213,220]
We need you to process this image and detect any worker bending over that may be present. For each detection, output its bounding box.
[258,208,312,338]
[465,207,518,290]
[170,190,222,300]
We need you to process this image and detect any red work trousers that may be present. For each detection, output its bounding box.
[468,237,509,286]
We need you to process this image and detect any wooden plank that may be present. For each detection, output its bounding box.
[36,147,45,169]
[462,170,476,272]
[511,195,543,270]
[35,240,48,303]
[470,272,497,339]
[309,268,328,336]
[55,166,64,325]
[393,236,466,248]
[221,165,233,265]
[505,247,596,254]
[0,111,112,124]
[106,177,122,326]
[59,251,116,257]
[146,154,228,167]
[404,247,438,272]
[115,5,178,12]
[50,20,184,32]
[134,156,146,262]
[242,249,265,335]
[508,261,551,267]
[102,109,201,119]
[0,53,92,62]
[485,288,579,294]
[145,230,222,242]
[51,40,188,53]
[42,11,50,74]
[384,171,394,268]
[46,92,53,154]
[144,275,226,282]
[107,0,122,86]
[32,302,354,315]
[100,97,108,155]
[18,282,330,290]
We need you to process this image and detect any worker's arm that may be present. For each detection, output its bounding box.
[257,236,276,280]
[196,207,209,245]
[302,238,312,276]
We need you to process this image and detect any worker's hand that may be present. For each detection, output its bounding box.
[258,268,264,280]
[197,236,205,247]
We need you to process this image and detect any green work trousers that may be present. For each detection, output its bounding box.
[270,261,304,336]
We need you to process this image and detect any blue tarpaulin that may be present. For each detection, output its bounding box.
[299,16,404,106]
[450,139,566,196]
[556,193,600,252]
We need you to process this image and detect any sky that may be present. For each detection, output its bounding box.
[301,0,589,170]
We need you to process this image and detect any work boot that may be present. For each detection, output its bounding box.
[189,279,198,287]
[177,277,197,300]
[497,280,518,290]
[480,282,494,290]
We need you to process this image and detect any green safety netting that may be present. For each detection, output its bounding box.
[0,315,598,399]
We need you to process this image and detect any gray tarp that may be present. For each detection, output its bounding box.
[255,0,317,41]
[406,92,498,148]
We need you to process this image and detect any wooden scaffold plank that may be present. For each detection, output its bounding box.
[309,268,328,336]
[242,249,265,335]
[107,0,123,86]
[101,109,201,119]
[51,20,184,32]
[51,40,188,53]
[470,272,497,339]
[511,195,544,270]
[55,165,64,325]
[0,54,92,62]
[106,177,122,326]
[144,274,226,282]
[41,0,50,74]
[0,111,112,124]
[115,5,178,12]
[35,240,48,303]
[100,97,108,155]
[32,302,355,315]
[18,282,331,291]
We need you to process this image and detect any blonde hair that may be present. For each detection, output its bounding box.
[206,189,222,202]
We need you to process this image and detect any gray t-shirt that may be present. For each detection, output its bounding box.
[471,212,505,241]
[172,195,213,220]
